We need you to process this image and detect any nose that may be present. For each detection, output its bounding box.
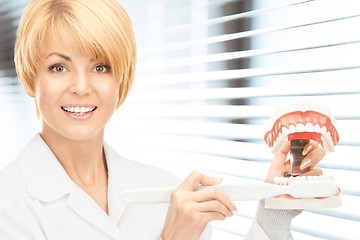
[70,71,92,96]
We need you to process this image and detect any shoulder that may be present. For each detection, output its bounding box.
[0,158,35,219]
[0,160,45,239]
[0,158,33,213]
[124,157,179,183]
[0,158,27,194]
[104,143,181,188]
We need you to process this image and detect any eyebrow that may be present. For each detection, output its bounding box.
[45,52,95,62]
[46,52,72,62]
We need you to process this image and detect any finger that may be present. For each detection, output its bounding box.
[180,170,223,191]
[197,200,234,217]
[302,140,321,155]
[272,141,291,166]
[201,211,227,222]
[300,147,325,170]
[192,187,237,212]
[299,168,322,176]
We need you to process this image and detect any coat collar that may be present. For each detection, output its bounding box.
[103,141,127,224]
[18,134,130,239]
[19,134,74,202]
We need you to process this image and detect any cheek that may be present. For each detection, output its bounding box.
[98,81,120,105]
[35,79,62,105]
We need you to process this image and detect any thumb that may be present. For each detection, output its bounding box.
[272,140,291,167]
[180,170,223,191]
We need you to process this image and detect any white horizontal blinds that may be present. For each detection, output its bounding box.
[0,0,37,170]
[0,0,30,78]
[249,0,360,239]
[0,1,15,78]
[107,0,360,239]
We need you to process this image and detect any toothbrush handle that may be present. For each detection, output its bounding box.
[121,182,281,203]
[197,182,281,201]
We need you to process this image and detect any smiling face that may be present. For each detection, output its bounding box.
[34,33,120,141]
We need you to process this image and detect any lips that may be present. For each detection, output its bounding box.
[264,103,340,154]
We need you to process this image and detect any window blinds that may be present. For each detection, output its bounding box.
[0,0,359,239]
[108,0,360,239]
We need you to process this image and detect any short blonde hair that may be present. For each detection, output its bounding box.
[15,0,137,117]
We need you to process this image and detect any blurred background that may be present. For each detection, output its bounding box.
[1,0,360,239]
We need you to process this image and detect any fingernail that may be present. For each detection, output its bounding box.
[302,145,313,155]
[233,204,238,212]
[300,158,311,170]
[214,177,223,183]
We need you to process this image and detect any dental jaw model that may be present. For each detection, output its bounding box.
[264,103,342,209]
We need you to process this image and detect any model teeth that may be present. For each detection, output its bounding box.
[296,123,305,132]
[265,107,339,154]
[269,122,336,154]
[61,106,96,115]
[289,125,296,134]
[305,122,313,132]
[274,175,333,185]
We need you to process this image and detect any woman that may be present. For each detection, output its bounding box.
[0,0,325,239]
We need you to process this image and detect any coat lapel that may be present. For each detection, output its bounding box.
[103,142,127,224]
[67,186,123,239]
[19,134,127,239]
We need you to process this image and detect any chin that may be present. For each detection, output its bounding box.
[60,127,104,142]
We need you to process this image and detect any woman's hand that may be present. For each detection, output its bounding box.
[265,140,326,183]
[160,170,236,240]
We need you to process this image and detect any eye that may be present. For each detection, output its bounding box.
[93,64,111,73]
[49,64,68,73]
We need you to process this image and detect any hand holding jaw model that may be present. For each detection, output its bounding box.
[264,102,342,209]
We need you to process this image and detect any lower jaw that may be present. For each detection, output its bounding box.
[63,110,94,120]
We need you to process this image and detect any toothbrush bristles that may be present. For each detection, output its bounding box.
[274,175,334,185]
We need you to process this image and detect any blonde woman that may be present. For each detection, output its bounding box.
[0,0,325,239]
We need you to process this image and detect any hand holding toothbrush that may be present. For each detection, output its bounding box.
[160,170,237,240]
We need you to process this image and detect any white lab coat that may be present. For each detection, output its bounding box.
[0,134,269,240]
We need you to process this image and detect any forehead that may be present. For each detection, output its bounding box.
[41,30,106,63]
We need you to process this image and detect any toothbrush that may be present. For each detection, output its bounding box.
[121,176,338,204]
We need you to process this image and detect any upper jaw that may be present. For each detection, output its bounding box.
[265,102,338,131]
[264,103,340,154]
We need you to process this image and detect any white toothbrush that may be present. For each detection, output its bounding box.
[121,176,338,204]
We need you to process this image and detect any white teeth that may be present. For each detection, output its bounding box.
[282,127,289,136]
[270,123,335,154]
[296,123,305,132]
[305,123,314,132]
[278,132,283,142]
[274,175,334,185]
[289,125,296,134]
[62,106,96,114]
[321,126,327,135]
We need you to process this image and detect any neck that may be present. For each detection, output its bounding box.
[40,125,108,187]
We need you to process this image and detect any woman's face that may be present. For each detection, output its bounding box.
[34,33,120,141]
